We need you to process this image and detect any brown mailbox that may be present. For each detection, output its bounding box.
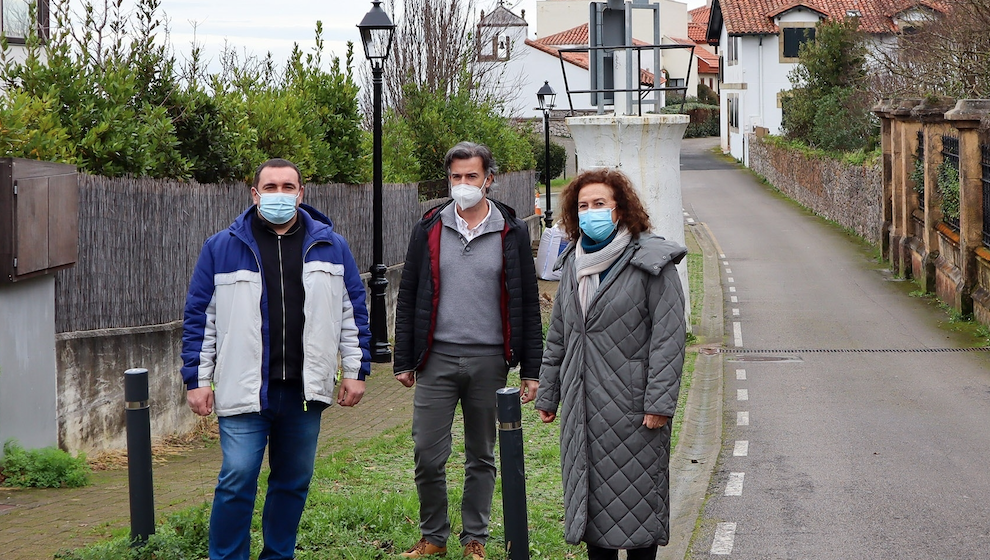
[0,158,79,283]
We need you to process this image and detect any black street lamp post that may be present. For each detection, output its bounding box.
[358,1,395,363]
[536,81,556,229]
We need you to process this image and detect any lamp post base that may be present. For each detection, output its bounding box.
[369,263,392,363]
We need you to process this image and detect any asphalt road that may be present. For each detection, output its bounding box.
[678,138,990,559]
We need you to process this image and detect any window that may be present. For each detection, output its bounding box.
[727,94,740,131]
[727,36,740,65]
[1,0,47,43]
[667,77,685,90]
[780,24,816,61]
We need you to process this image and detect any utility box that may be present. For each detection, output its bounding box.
[0,158,79,283]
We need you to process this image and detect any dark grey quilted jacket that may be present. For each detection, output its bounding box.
[535,233,686,549]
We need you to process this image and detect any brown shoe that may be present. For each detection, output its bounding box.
[462,540,486,559]
[400,537,448,558]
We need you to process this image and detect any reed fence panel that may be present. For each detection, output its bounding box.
[55,171,536,333]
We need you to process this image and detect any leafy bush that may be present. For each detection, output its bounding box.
[528,133,567,183]
[0,439,90,488]
[385,77,535,182]
[937,158,960,222]
[782,17,878,153]
[1,0,368,183]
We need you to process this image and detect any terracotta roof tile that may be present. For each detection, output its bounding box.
[690,6,713,23]
[716,0,950,35]
[688,22,709,42]
[695,47,720,74]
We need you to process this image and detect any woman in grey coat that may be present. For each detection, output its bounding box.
[535,168,686,560]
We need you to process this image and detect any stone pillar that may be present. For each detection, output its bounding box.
[945,99,990,316]
[890,99,922,278]
[566,114,691,313]
[911,97,956,294]
[872,99,894,261]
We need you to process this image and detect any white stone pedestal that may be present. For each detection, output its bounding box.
[566,114,690,316]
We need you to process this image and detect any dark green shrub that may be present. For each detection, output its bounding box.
[697,83,719,105]
[529,134,567,182]
[660,102,720,138]
[1,439,90,488]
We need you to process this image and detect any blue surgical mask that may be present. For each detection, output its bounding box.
[578,207,617,242]
[257,192,298,225]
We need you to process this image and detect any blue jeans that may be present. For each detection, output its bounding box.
[210,382,325,560]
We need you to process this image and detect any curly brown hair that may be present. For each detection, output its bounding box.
[556,168,652,241]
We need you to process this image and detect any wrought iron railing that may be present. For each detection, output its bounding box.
[942,134,960,231]
[982,143,990,247]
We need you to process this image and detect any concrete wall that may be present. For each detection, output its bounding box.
[749,135,883,246]
[0,276,58,455]
[56,322,194,454]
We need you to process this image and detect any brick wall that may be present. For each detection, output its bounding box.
[749,135,884,246]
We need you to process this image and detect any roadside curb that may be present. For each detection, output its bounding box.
[658,222,725,560]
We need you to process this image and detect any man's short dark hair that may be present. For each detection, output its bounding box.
[444,142,498,177]
[253,158,302,189]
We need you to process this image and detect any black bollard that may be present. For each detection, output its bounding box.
[124,368,155,546]
[496,387,530,560]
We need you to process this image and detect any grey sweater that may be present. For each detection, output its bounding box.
[431,203,505,356]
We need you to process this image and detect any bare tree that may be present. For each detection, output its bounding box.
[873,0,990,100]
[358,0,523,120]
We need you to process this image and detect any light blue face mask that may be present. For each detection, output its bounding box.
[257,192,298,225]
[578,207,617,242]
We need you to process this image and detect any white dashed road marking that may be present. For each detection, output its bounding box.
[733,322,743,347]
[736,369,746,380]
[711,523,737,555]
[727,277,735,283]
[729,286,736,293]
[737,389,748,401]
[725,268,732,273]
[732,308,740,317]
[725,472,745,496]
[731,295,738,303]
[733,441,749,457]
[737,411,749,426]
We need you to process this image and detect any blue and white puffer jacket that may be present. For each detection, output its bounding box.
[181,204,371,416]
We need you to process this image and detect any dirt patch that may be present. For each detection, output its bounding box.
[88,416,219,471]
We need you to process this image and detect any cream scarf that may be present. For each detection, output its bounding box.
[574,227,632,315]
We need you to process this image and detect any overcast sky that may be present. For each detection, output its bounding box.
[95,0,702,75]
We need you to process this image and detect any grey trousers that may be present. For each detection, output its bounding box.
[412,351,509,547]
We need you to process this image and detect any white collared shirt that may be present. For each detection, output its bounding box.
[454,200,493,242]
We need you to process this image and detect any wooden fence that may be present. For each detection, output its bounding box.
[55,171,536,333]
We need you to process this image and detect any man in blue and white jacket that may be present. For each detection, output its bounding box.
[181,158,371,560]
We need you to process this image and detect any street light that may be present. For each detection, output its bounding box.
[536,80,556,229]
[358,0,395,363]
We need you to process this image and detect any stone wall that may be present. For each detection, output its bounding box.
[749,135,883,246]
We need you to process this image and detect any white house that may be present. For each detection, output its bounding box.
[707,0,949,164]
[1,0,47,67]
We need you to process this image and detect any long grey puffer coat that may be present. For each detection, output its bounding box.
[535,233,687,549]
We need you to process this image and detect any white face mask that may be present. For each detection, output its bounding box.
[451,181,485,210]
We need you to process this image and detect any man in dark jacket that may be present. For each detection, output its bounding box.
[394,142,543,559]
